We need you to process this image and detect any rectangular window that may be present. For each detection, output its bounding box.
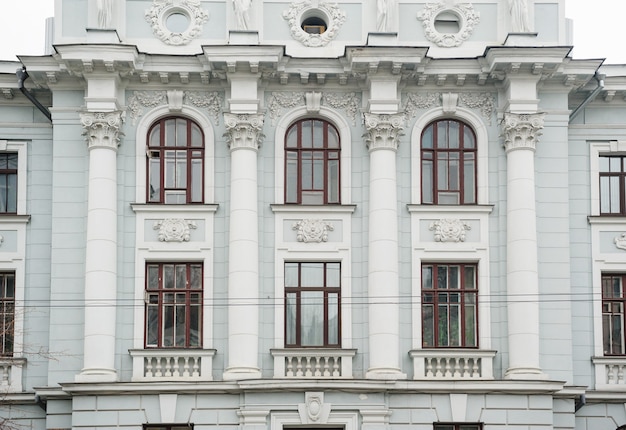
[422,263,478,348]
[0,153,17,214]
[285,262,340,347]
[144,426,193,430]
[602,274,626,355]
[599,155,626,215]
[434,424,482,430]
[145,263,203,348]
[0,272,15,356]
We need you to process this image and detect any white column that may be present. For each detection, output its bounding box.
[501,112,546,379]
[76,111,124,382]
[223,113,264,380]
[363,113,406,379]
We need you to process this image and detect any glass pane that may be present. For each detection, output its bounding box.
[422,159,433,203]
[464,158,475,204]
[438,304,449,346]
[286,293,297,345]
[464,266,476,289]
[301,291,324,346]
[465,296,476,346]
[438,192,460,205]
[301,121,312,148]
[422,125,433,149]
[190,265,202,289]
[449,266,459,289]
[176,150,187,188]
[313,156,323,189]
[610,157,622,172]
[191,159,202,202]
[437,153,448,189]
[301,263,323,287]
[175,303,186,346]
[612,313,624,354]
[603,313,612,353]
[146,303,158,346]
[164,151,176,188]
[5,275,14,298]
[163,304,174,346]
[175,264,186,289]
[165,119,176,146]
[327,126,339,148]
[312,120,324,148]
[449,153,460,190]
[0,176,7,212]
[448,121,459,148]
[285,263,299,287]
[422,304,434,347]
[147,265,159,290]
[191,123,203,147]
[328,293,339,344]
[437,266,448,289]
[610,176,620,212]
[149,126,160,147]
[326,263,340,287]
[176,119,187,146]
[450,303,460,346]
[190,303,200,347]
[163,265,174,289]
[328,159,339,203]
[422,266,433,289]
[286,153,298,203]
[463,126,476,148]
[148,157,161,202]
[437,121,448,148]
[600,176,611,213]
[286,126,298,148]
[302,152,313,189]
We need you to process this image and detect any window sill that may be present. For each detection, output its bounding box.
[131,203,219,214]
[129,348,216,382]
[271,348,357,378]
[271,204,356,214]
[0,214,31,224]
[588,215,626,225]
[409,348,496,380]
[407,204,494,215]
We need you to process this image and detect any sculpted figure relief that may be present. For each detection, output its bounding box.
[233,0,252,30]
[377,0,389,32]
[509,0,530,32]
[97,0,113,28]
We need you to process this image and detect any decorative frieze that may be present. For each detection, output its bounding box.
[145,0,209,46]
[403,92,495,123]
[363,113,404,151]
[501,112,545,152]
[429,219,471,242]
[268,92,305,124]
[153,218,197,242]
[283,1,346,47]
[292,219,334,243]
[459,92,496,124]
[224,113,265,150]
[267,91,361,125]
[80,111,125,149]
[127,91,223,125]
[323,92,359,125]
[417,2,480,48]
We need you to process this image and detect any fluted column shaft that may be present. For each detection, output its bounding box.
[364,113,406,379]
[77,111,124,382]
[502,112,546,379]
[223,113,264,380]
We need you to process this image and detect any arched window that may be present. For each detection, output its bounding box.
[421,119,477,205]
[147,117,204,204]
[285,119,340,205]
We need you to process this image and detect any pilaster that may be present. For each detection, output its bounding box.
[501,112,547,380]
[76,110,124,383]
[363,113,406,379]
[223,113,264,380]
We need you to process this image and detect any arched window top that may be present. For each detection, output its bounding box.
[284,118,341,205]
[147,116,205,204]
[421,118,477,205]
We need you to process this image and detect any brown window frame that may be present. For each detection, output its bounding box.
[434,424,483,430]
[0,272,15,357]
[144,425,193,430]
[599,155,626,215]
[422,263,478,348]
[421,119,477,205]
[145,263,203,349]
[284,119,341,205]
[147,117,205,204]
[284,262,341,348]
[602,273,626,355]
[0,153,18,214]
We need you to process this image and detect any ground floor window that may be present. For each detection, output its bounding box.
[0,272,15,356]
[434,424,482,430]
[602,273,626,355]
[144,426,193,430]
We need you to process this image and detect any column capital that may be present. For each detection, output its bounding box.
[363,113,404,152]
[224,113,265,151]
[501,112,544,153]
[80,111,125,150]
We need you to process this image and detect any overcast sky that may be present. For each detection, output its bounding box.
[0,1,623,63]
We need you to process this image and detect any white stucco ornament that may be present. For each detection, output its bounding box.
[417,2,480,47]
[153,218,197,242]
[297,392,331,424]
[293,219,334,243]
[615,233,626,251]
[283,1,346,47]
[145,0,209,46]
[429,219,471,242]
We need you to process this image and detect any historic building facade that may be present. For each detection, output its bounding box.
[0,0,625,429]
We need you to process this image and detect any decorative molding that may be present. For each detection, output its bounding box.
[153,218,197,242]
[615,233,626,251]
[145,0,209,45]
[363,113,404,151]
[128,91,223,125]
[403,92,441,119]
[417,2,480,48]
[459,92,496,125]
[80,111,125,149]
[429,219,471,242]
[323,92,360,125]
[283,1,346,47]
[501,112,545,152]
[0,235,4,247]
[224,113,265,150]
[268,92,305,125]
[298,392,332,424]
[292,219,334,243]
[267,91,361,126]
